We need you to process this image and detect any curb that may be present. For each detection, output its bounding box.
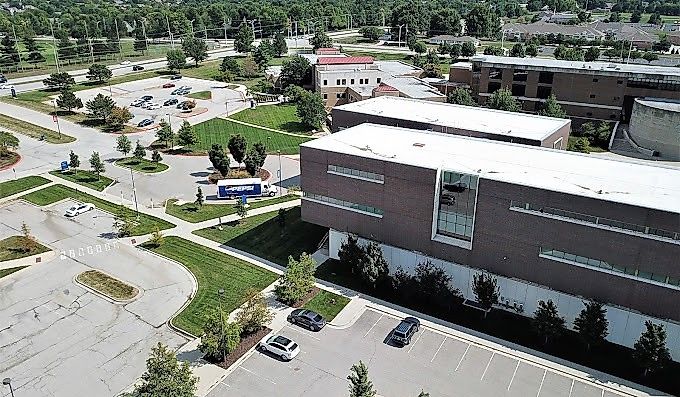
[0,152,21,171]
[111,159,172,176]
[73,270,142,305]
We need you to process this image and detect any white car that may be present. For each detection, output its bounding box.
[0,83,13,90]
[65,203,95,217]
[146,103,162,110]
[120,60,131,65]
[259,335,300,361]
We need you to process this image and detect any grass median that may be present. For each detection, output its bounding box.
[0,175,50,199]
[49,170,114,191]
[193,206,327,266]
[303,290,350,322]
[0,113,76,144]
[0,266,28,279]
[76,270,139,301]
[142,236,278,336]
[0,236,50,262]
[166,194,298,223]
[21,184,174,235]
[186,90,212,100]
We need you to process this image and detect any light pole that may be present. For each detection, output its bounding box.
[189,19,195,36]
[11,25,23,72]
[3,378,14,397]
[277,149,282,196]
[218,289,226,364]
[130,167,139,219]
[49,19,60,73]
[52,99,62,140]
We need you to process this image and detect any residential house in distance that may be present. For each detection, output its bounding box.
[471,55,680,121]
[313,55,445,107]
[536,11,579,24]
[426,35,480,47]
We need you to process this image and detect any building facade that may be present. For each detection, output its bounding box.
[300,124,680,358]
[628,97,680,160]
[471,55,680,122]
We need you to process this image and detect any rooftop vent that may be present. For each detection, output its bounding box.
[413,142,425,147]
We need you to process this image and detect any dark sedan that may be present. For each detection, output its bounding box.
[164,98,178,106]
[287,309,326,331]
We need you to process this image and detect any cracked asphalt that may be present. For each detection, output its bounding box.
[0,201,194,396]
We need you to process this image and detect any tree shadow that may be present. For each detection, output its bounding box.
[278,121,309,135]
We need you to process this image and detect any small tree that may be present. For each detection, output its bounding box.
[449,43,462,60]
[243,146,260,176]
[412,41,427,54]
[219,56,242,78]
[510,43,525,57]
[253,142,267,170]
[208,144,231,177]
[56,88,83,112]
[147,227,164,248]
[417,392,430,397]
[472,273,499,317]
[347,360,376,397]
[198,309,241,362]
[234,199,248,220]
[156,120,174,148]
[633,321,671,376]
[43,72,75,90]
[253,39,273,71]
[108,106,133,130]
[166,49,187,72]
[182,36,208,66]
[113,207,134,237]
[86,64,112,83]
[273,33,288,57]
[274,252,316,304]
[414,260,460,310]
[86,93,116,122]
[461,41,476,57]
[68,150,80,174]
[309,30,332,50]
[361,242,389,289]
[195,186,204,207]
[280,55,312,88]
[573,301,609,350]
[526,43,538,57]
[447,88,476,106]
[483,45,504,55]
[151,150,163,163]
[488,88,521,112]
[338,235,366,275]
[235,289,273,335]
[296,91,325,129]
[538,94,567,118]
[584,46,600,62]
[176,120,198,147]
[130,342,197,397]
[569,136,591,153]
[89,151,105,179]
[0,131,19,157]
[533,299,565,344]
[133,140,146,159]
[227,134,247,167]
[20,222,36,252]
[116,134,132,157]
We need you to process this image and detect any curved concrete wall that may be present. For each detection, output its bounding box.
[628,98,680,161]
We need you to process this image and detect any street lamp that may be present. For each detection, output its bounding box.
[277,150,282,196]
[52,99,62,140]
[130,167,139,219]
[218,289,226,363]
[3,378,15,397]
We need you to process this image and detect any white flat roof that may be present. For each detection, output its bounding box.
[333,96,569,141]
[473,55,680,79]
[302,123,680,214]
[636,97,680,112]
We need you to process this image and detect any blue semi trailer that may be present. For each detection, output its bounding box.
[216,178,277,199]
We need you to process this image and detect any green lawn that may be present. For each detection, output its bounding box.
[166,194,298,223]
[0,176,50,199]
[230,104,312,135]
[114,157,169,173]
[76,270,138,301]
[49,170,114,191]
[0,236,50,262]
[0,113,75,144]
[22,184,174,235]
[193,206,328,266]
[142,236,278,336]
[0,266,28,279]
[186,90,212,100]
[303,290,350,321]
[191,118,312,155]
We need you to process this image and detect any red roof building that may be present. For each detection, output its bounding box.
[317,56,374,65]
[373,83,399,92]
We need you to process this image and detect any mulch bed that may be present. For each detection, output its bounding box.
[0,152,20,171]
[281,287,320,309]
[207,327,272,369]
[207,168,270,184]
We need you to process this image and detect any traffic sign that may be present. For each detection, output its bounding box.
[60,161,68,171]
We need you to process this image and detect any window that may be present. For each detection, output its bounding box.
[592,78,599,82]
[341,79,346,85]
[589,94,596,98]
[336,79,341,85]
[487,81,501,93]
[586,112,593,117]
[513,69,528,82]
[489,68,503,80]
[538,71,553,84]
[537,86,552,99]
[323,93,328,99]
[539,247,680,290]
[377,77,382,83]
[323,80,327,86]
[351,79,355,84]
[303,192,384,216]
[511,84,526,96]
[327,164,384,183]
[436,171,478,242]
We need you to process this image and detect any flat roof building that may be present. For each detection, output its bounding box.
[331,96,571,148]
[300,123,680,358]
[471,55,680,122]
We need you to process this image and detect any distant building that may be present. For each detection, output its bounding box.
[426,35,480,47]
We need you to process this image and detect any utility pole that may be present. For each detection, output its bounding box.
[626,40,633,63]
[189,19,195,35]
[11,24,23,72]
[130,167,139,219]
[114,18,122,59]
[294,20,298,49]
[141,17,148,52]
[166,14,174,49]
[223,17,228,44]
[49,19,60,73]
[398,24,403,48]
[204,25,208,41]
[84,21,94,64]
[250,19,256,42]
[52,99,62,139]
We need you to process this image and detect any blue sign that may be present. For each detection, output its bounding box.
[60,161,69,171]
[241,195,247,204]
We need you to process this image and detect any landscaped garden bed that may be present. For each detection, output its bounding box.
[0,235,50,262]
[76,270,139,301]
[49,170,114,191]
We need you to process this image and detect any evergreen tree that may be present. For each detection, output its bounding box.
[195,186,204,207]
[244,146,260,176]
[227,134,247,167]
[253,39,273,71]
[539,94,567,118]
[176,120,198,147]
[57,35,76,61]
[156,120,174,148]
[488,88,521,112]
[472,273,500,317]
[348,361,376,397]
[309,30,333,50]
[361,242,389,289]
[584,46,600,62]
[272,33,288,57]
[208,144,231,177]
[533,299,565,344]
[133,28,147,54]
[151,150,163,163]
[234,24,254,53]
[86,63,112,83]
[43,72,75,90]
[573,301,609,350]
[338,235,366,276]
[510,43,525,57]
[89,151,105,180]
[526,43,538,57]
[133,140,146,159]
[56,88,83,112]
[1,34,20,68]
[116,134,132,156]
[633,321,671,376]
[68,150,80,174]
[234,199,248,219]
[274,253,316,304]
[86,93,115,122]
[447,88,476,106]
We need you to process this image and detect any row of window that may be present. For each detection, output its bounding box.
[303,192,384,216]
[327,164,384,183]
[510,200,680,242]
[322,77,381,86]
[627,78,680,91]
[488,69,554,84]
[488,82,552,99]
[540,247,680,288]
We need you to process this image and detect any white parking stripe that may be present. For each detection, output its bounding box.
[431,338,446,362]
[407,329,424,353]
[480,352,495,381]
[507,360,520,391]
[363,314,383,338]
[601,389,605,397]
[568,379,574,397]
[285,324,321,341]
[536,369,547,397]
[239,366,277,385]
[454,344,470,372]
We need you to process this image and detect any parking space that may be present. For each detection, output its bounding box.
[74,76,247,129]
[210,308,635,397]
[0,200,194,397]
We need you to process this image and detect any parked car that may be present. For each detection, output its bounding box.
[0,74,7,83]
[140,95,153,101]
[259,335,300,361]
[132,65,144,71]
[162,83,176,88]
[170,74,182,80]
[179,85,192,90]
[65,203,95,217]
[164,98,178,106]
[146,103,162,110]
[137,118,154,127]
[130,99,146,107]
[287,309,326,331]
[0,83,14,90]
[177,101,191,109]
[390,317,420,346]
[171,89,181,95]
[120,60,131,65]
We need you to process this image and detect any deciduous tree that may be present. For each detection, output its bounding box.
[539,94,567,118]
[309,30,332,50]
[275,252,316,304]
[296,91,325,129]
[235,289,273,335]
[127,342,197,397]
[510,43,525,57]
[108,106,133,129]
[68,150,80,173]
[533,299,565,344]
[272,33,288,57]
[234,199,248,219]
[166,49,187,71]
[633,321,671,376]
[182,36,208,66]
[86,63,112,83]
[208,144,230,177]
[116,134,132,156]
[574,301,609,350]
[488,88,521,112]
[89,151,105,179]
[198,310,241,362]
[472,273,500,316]
[56,88,83,112]
[465,4,501,38]
[447,88,476,106]
[280,55,311,88]
[0,131,19,157]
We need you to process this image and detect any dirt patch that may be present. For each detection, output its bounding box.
[205,327,272,369]
[207,168,270,184]
[0,152,21,171]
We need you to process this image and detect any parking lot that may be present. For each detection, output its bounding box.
[0,200,194,397]
[208,309,633,397]
[74,76,247,129]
